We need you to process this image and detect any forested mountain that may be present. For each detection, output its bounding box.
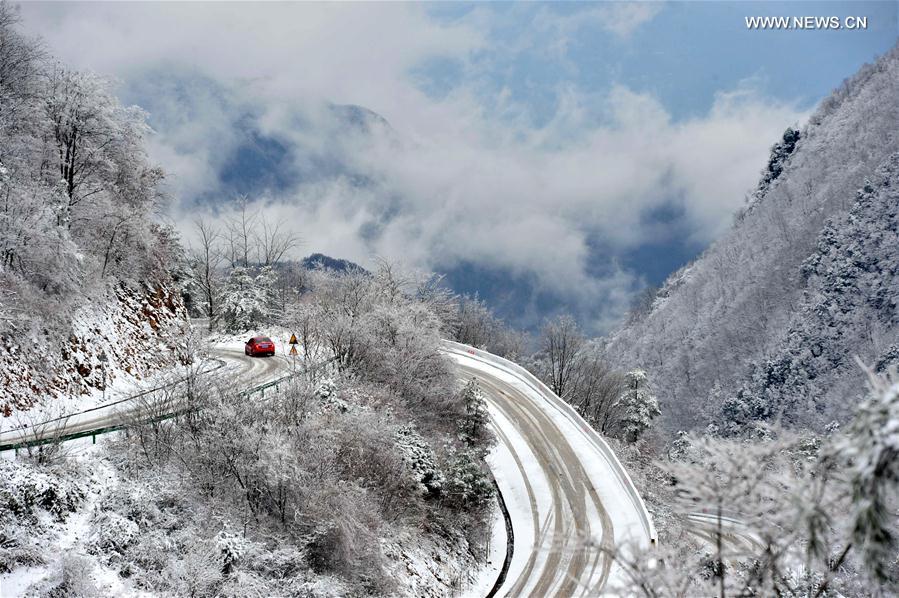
[0,5,187,412]
[607,44,899,436]
[301,253,365,273]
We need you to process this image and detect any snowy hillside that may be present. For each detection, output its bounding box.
[0,6,190,416]
[607,44,899,435]
[0,284,189,415]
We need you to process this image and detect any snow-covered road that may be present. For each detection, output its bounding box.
[443,342,657,597]
[2,337,656,597]
[0,348,291,452]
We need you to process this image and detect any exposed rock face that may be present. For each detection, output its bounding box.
[1,283,189,415]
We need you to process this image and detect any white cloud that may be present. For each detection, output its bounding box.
[22,3,806,331]
[598,3,664,38]
[533,1,663,55]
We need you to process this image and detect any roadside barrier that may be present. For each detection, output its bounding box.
[440,340,658,547]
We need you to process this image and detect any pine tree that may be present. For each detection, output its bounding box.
[394,425,444,498]
[616,369,660,442]
[458,377,490,449]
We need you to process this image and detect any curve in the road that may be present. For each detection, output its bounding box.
[444,342,656,597]
[0,349,291,452]
[457,363,614,597]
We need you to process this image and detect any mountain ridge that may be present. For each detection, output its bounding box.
[606,44,899,435]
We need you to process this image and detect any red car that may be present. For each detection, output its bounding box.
[245,336,275,357]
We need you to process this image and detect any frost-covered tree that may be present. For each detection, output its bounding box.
[217,266,277,332]
[394,424,444,499]
[606,46,899,435]
[458,377,490,449]
[829,368,899,583]
[616,369,660,442]
[186,218,224,325]
[444,449,494,510]
[539,314,585,400]
[0,5,188,411]
[616,369,899,597]
[452,293,528,358]
[568,344,625,435]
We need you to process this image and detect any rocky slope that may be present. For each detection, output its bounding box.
[0,284,189,415]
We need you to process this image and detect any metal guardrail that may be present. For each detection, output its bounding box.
[441,340,659,547]
[0,356,338,453]
[1,358,228,439]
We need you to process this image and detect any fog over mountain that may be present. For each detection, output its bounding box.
[133,77,804,334]
[21,2,850,335]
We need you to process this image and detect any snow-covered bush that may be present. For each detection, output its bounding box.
[317,377,337,399]
[88,512,139,555]
[160,540,225,598]
[216,529,247,575]
[0,460,86,523]
[24,553,101,598]
[444,449,494,510]
[394,425,444,499]
[0,525,46,573]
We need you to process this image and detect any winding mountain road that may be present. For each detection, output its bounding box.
[0,348,291,451]
[1,340,656,597]
[443,342,656,597]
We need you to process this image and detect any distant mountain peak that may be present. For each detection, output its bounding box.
[301,253,366,273]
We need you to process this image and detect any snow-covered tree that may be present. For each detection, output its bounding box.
[217,266,277,331]
[616,369,899,597]
[394,424,444,499]
[606,47,899,435]
[186,218,224,324]
[830,368,899,583]
[539,314,585,400]
[568,344,625,435]
[458,377,490,449]
[444,449,493,510]
[616,369,660,442]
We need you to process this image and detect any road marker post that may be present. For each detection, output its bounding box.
[289,334,300,374]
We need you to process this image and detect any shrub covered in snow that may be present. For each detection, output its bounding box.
[88,512,140,555]
[0,460,86,523]
[443,449,494,510]
[395,425,444,499]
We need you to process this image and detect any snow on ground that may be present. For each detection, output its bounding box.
[480,402,548,591]
[0,442,152,598]
[0,320,299,449]
[460,442,511,598]
[202,321,327,365]
[382,522,501,598]
[1,320,219,438]
[444,344,656,594]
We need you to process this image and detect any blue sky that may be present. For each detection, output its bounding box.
[21,1,899,332]
[421,2,897,123]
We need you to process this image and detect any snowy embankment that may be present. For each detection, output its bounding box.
[0,331,298,454]
[1,284,189,417]
[442,341,656,596]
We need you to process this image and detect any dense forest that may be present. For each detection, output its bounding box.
[607,44,899,437]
